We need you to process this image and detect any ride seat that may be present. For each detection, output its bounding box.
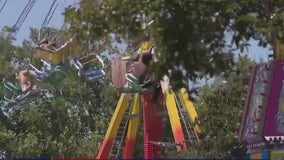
[70,54,106,82]
[84,69,106,82]
[3,82,21,102]
[34,37,74,65]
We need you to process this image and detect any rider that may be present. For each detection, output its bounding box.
[127,37,161,104]
[38,35,60,51]
[17,70,41,95]
[128,36,156,83]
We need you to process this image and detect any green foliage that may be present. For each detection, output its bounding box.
[0,0,282,158]
[167,57,253,158]
[196,86,246,158]
[0,72,118,158]
[192,57,253,158]
[0,36,15,82]
[64,0,280,89]
[0,27,119,158]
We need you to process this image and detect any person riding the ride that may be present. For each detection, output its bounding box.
[126,38,161,104]
[17,70,41,95]
[127,38,156,83]
[38,35,60,51]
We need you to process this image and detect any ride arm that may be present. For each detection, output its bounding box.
[29,64,43,74]
[40,59,52,69]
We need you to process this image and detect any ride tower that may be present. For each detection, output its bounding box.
[96,40,201,159]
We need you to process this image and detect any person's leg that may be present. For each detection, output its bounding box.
[18,70,28,92]
[18,70,35,92]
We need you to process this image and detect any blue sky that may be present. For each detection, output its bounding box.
[0,0,271,62]
[0,0,79,45]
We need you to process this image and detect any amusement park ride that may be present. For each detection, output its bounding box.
[96,46,201,158]
[0,1,201,158]
[4,0,284,159]
[237,10,284,159]
[0,27,106,110]
[0,24,201,158]
[96,87,200,159]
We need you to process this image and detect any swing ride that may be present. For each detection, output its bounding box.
[0,1,106,110]
[1,36,106,110]
[0,80,54,110]
[5,0,284,159]
[0,1,201,159]
[34,27,76,65]
[34,26,106,82]
[70,53,106,82]
[0,51,69,109]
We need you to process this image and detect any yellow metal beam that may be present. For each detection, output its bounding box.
[178,88,201,134]
[96,93,131,158]
[104,93,131,138]
[166,91,187,151]
[123,93,141,158]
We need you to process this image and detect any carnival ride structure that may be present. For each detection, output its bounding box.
[0,26,106,111]
[96,40,201,159]
[0,2,201,158]
[237,11,284,159]
[0,1,80,109]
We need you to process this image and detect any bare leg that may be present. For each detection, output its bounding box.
[18,70,35,92]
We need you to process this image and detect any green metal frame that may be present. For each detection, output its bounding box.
[118,73,143,93]
[3,82,21,102]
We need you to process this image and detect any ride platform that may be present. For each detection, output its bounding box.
[96,86,201,159]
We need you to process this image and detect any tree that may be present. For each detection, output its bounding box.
[0,27,120,158]
[64,0,282,89]
[187,56,254,158]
